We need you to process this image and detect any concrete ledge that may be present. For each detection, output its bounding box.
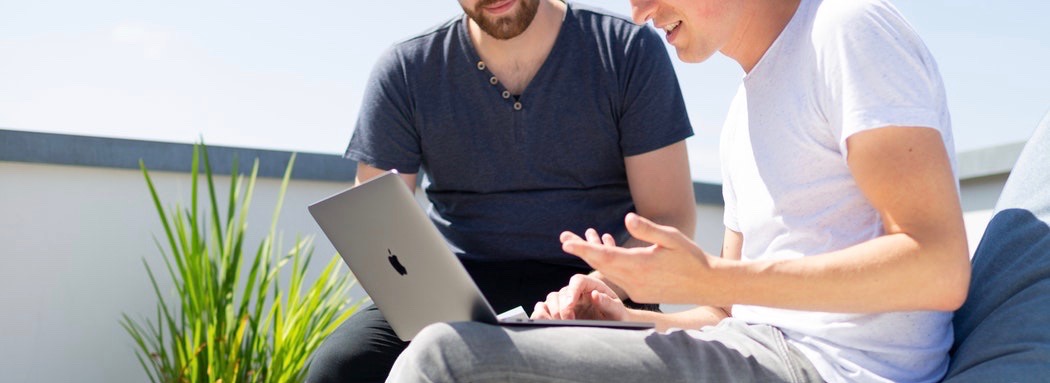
[0,129,356,182]
[693,182,724,206]
[956,142,1025,181]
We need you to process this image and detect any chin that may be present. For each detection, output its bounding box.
[675,48,715,64]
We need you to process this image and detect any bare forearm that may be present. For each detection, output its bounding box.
[626,306,728,332]
[708,232,970,313]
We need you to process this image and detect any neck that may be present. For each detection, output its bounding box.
[722,0,801,73]
[467,0,565,61]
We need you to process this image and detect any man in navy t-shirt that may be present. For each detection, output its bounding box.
[307,0,695,381]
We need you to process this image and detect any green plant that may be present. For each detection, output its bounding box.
[122,143,362,383]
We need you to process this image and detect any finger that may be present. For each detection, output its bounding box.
[563,238,643,263]
[545,291,562,319]
[532,301,551,319]
[624,213,687,250]
[585,228,602,244]
[601,233,616,247]
[561,275,597,314]
[590,290,623,321]
[560,231,583,243]
[557,286,578,320]
[561,239,612,266]
[567,273,590,291]
[592,290,621,305]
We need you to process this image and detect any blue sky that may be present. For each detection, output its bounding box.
[1,0,1047,182]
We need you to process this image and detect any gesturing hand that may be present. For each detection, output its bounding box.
[560,213,717,305]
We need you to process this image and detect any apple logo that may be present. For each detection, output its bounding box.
[388,249,407,276]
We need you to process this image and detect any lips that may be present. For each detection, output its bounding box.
[482,0,516,15]
[660,20,682,43]
[662,21,681,34]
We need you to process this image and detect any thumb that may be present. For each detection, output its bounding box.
[624,213,686,250]
[591,290,624,320]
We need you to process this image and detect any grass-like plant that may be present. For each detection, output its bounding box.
[122,143,361,383]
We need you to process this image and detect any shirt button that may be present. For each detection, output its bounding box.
[513,101,523,111]
[476,61,486,70]
[502,90,511,99]
[489,76,498,85]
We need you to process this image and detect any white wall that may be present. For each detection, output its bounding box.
[0,161,355,382]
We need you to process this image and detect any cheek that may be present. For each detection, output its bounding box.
[682,2,733,30]
[683,5,736,44]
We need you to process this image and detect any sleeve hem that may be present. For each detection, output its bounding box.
[344,149,421,174]
[621,122,694,157]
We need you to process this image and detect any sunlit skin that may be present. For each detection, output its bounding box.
[629,0,800,72]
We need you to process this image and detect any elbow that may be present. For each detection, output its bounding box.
[942,265,971,312]
[929,250,972,312]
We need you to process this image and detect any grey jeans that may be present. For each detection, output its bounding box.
[387,318,823,383]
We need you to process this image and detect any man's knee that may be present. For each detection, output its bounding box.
[390,322,478,382]
[308,305,406,383]
[400,322,469,365]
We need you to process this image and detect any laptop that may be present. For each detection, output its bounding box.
[308,172,654,341]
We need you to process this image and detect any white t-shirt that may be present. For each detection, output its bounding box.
[720,0,957,382]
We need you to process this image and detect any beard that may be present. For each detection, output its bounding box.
[463,0,540,40]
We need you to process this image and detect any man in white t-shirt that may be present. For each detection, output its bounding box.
[386,0,970,382]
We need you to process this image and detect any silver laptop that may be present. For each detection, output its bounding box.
[308,172,654,340]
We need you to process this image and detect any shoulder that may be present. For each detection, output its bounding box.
[811,0,910,38]
[381,15,462,66]
[809,0,928,65]
[568,3,663,51]
[813,0,899,22]
[569,3,639,33]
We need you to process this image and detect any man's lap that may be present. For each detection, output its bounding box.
[389,318,823,383]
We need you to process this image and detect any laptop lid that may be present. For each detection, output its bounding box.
[308,172,499,341]
[309,172,655,340]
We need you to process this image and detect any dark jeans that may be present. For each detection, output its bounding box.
[306,259,590,383]
[944,114,1050,381]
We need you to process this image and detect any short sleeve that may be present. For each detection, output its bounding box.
[617,27,693,157]
[345,46,422,173]
[720,91,743,233]
[814,1,948,158]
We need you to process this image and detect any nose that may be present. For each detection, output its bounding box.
[630,0,656,25]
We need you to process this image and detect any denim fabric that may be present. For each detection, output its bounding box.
[945,112,1050,382]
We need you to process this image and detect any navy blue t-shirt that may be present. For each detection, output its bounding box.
[346,3,692,266]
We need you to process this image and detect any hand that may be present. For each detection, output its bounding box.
[531,273,628,321]
[561,213,718,305]
[531,229,628,321]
